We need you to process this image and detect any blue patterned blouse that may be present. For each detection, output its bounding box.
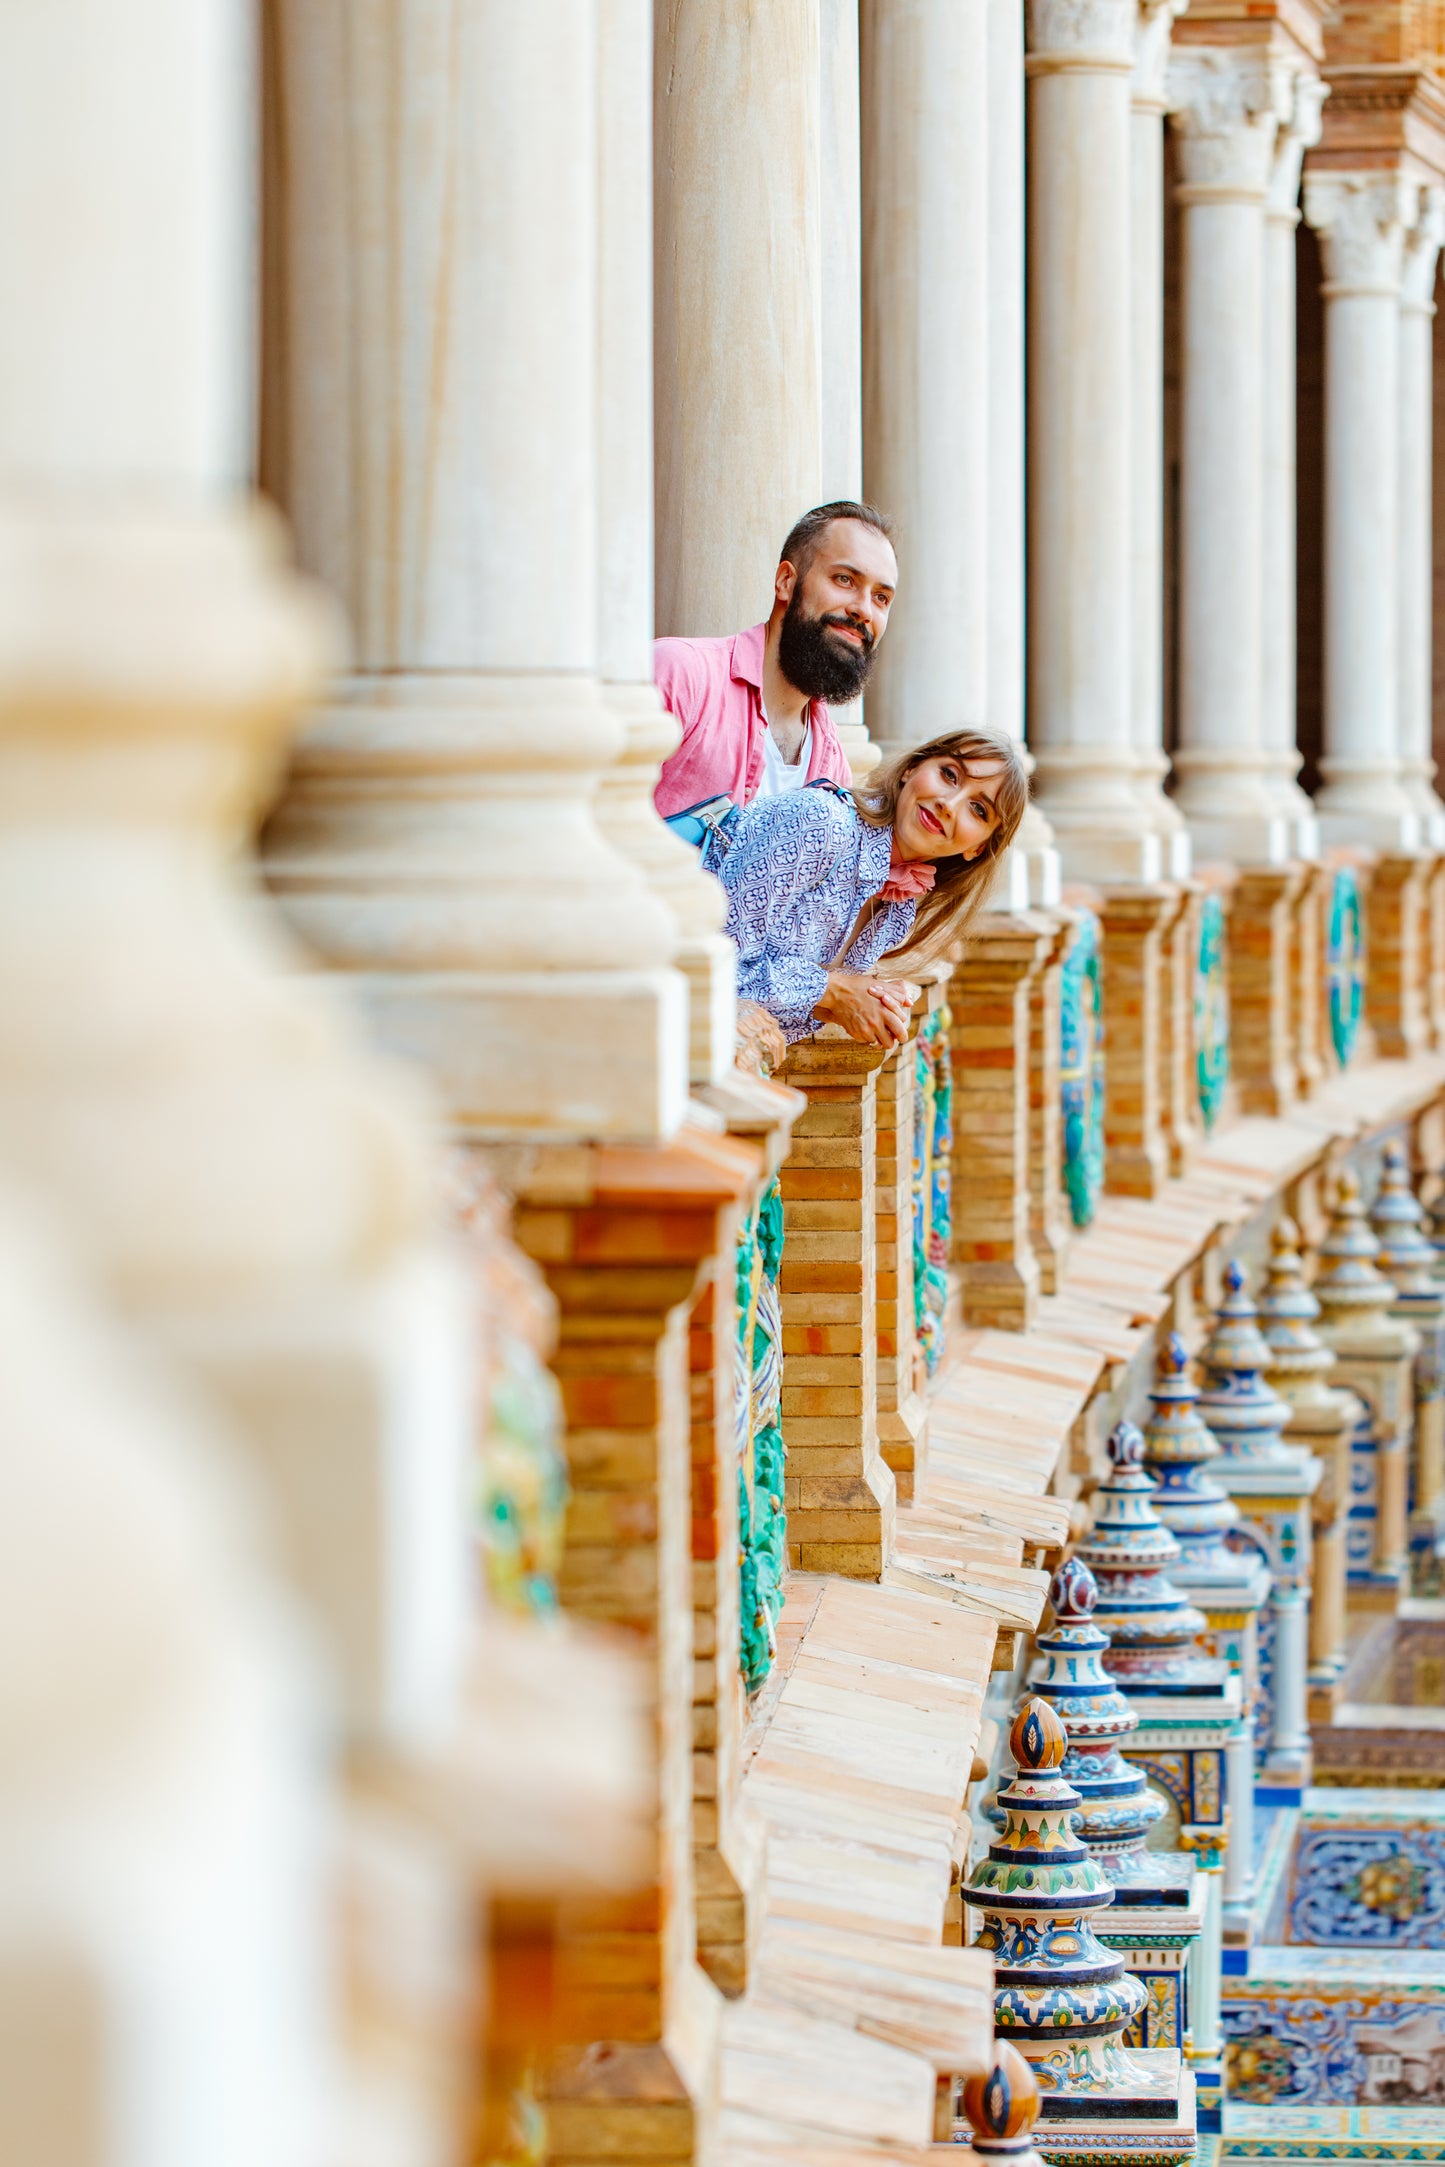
[706,786,918,1042]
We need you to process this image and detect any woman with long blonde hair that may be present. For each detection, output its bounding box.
[706,726,1028,1048]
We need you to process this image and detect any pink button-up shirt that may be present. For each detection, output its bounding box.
[651,622,851,816]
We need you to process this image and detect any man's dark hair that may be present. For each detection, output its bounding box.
[778,500,895,579]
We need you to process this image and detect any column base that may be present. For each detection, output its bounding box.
[1186,813,1292,868]
[1259,1743,1313,1793]
[1316,807,1423,851]
[1029,750,1167,884]
[1051,828,1166,884]
[1400,768,1445,848]
[363,969,690,1139]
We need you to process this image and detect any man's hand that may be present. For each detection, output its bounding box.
[814,971,916,1049]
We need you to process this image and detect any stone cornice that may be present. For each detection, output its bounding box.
[1312,62,1445,183]
[1172,0,1331,71]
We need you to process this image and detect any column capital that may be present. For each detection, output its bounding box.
[1303,171,1418,297]
[1168,47,1293,203]
[1265,71,1328,225]
[1025,0,1135,75]
[1133,0,1188,115]
[1402,184,1445,315]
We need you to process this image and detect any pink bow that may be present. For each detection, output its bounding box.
[879,853,937,903]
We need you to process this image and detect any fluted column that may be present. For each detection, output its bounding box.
[1168,47,1290,865]
[1266,1583,1312,1776]
[655,1,880,780]
[594,0,736,1084]
[263,0,687,1141]
[1303,172,1422,847]
[991,0,1061,906]
[861,0,987,765]
[1131,1,1190,878]
[1025,0,1165,881]
[0,1202,327,2167]
[1222,1724,1255,1925]
[1400,187,1445,845]
[1261,74,1326,857]
[821,0,880,784]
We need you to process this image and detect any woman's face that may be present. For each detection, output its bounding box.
[894,755,1006,863]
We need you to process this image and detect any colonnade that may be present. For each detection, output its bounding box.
[12,2,1445,2163]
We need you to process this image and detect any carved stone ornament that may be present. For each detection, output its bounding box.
[1402,186,1445,313]
[1025,0,1135,66]
[1265,71,1328,222]
[1303,173,1418,296]
[1132,0,1187,111]
[1168,48,1294,198]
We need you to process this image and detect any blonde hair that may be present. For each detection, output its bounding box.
[853,726,1029,969]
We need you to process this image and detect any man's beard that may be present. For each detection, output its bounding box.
[777,590,877,704]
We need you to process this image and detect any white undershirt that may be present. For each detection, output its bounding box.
[757,717,813,796]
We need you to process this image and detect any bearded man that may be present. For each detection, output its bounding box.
[651,500,897,815]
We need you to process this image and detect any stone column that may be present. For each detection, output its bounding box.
[1131,2,1190,877]
[1168,47,1290,866]
[821,0,880,784]
[860,0,987,764]
[0,1202,328,2167]
[1222,1726,1255,1922]
[1261,76,1327,857]
[656,2,879,783]
[655,1,819,635]
[1303,173,1423,847]
[1184,1859,1226,2134]
[823,0,865,502]
[595,0,737,1085]
[1266,1583,1312,1780]
[263,0,686,1140]
[992,0,1061,905]
[1025,0,1166,881]
[1399,187,1445,844]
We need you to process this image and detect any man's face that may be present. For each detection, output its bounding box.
[774,518,898,704]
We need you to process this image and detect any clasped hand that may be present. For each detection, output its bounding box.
[813,970,918,1049]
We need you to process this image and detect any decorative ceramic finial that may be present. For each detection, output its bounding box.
[960,2044,1044,2167]
[1025,1556,1166,1884]
[1315,1168,1397,1329]
[1197,1257,1295,1464]
[1259,1216,1337,1406]
[1371,1142,1443,1309]
[1077,1421,1221,1692]
[1141,1330,1241,1577]
[964,1696,1148,2102]
[1426,1178,1445,1281]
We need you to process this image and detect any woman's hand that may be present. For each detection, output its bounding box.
[814,971,916,1048]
